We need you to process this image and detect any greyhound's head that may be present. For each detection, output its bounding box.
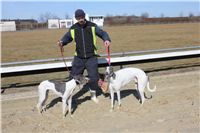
[73,75,89,85]
[105,66,116,81]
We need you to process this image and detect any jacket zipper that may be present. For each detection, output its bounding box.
[81,28,87,58]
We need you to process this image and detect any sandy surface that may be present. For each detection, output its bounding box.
[1,68,200,133]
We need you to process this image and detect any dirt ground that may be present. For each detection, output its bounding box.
[1,67,200,133]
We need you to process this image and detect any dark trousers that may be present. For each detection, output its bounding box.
[70,56,100,91]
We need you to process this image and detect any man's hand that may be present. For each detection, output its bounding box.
[104,40,111,48]
[57,40,64,53]
[57,40,63,47]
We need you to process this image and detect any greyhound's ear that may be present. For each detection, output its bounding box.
[85,77,90,82]
[73,75,81,82]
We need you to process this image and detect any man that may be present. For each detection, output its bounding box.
[58,9,111,103]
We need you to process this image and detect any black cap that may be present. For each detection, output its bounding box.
[75,9,85,18]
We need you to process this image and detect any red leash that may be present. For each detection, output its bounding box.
[106,46,111,66]
[100,45,111,93]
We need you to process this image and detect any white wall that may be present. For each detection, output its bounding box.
[59,19,73,28]
[48,19,59,29]
[72,15,104,27]
[89,16,104,27]
[0,21,16,31]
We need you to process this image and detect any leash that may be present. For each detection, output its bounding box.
[106,46,111,66]
[58,41,70,73]
[106,45,112,92]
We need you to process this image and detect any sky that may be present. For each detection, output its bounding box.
[1,0,200,21]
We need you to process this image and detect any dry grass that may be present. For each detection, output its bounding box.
[1,23,200,86]
[2,23,200,62]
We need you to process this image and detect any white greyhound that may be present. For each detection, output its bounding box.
[36,75,89,117]
[105,67,156,110]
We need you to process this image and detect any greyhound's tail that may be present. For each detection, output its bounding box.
[147,77,156,92]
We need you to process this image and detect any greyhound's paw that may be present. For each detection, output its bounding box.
[42,106,47,112]
[37,110,42,114]
[70,115,74,118]
[139,101,144,106]
[36,107,42,114]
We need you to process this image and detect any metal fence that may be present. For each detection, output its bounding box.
[2,46,200,67]
[1,46,200,77]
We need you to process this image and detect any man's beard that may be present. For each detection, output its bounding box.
[79,20,85,25]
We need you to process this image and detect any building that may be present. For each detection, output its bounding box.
[59,19,73,28]
[48,19,59,29]
[1,19,44,30]
[0,21,16,31]
[89,16,104,27]
[48,19,73,29]
[72,14,104,26]
[14,19,38,30]
[48,14,104,29]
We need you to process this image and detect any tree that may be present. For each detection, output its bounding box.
[189,12,194,18]
[65,13,70,19]
[160,13,165,18]
[39,12,60,22]
[179,12,184,17]
[141,12,149,18]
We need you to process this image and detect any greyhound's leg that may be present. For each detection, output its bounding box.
[135,82,143,104]
[140,89,145,105]
[36,102,43,114]
[37,98,43,114]
[138,83,145,105]
[37,87,47,114]
[116,90,121,108]
[62,98,67,118]
[135,77,143,104]
[68,95,73,118]
[110,87,114,112]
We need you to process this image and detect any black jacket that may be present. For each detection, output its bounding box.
[61,20,111,58]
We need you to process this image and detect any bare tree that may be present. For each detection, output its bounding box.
[65,13,70,19]
[141,12,149,18]
[189,12,194,17]
[106,14,113,17]
[39,14,45,22]
[39,12,60,22]
[160,13,165,18]
[123,13,128,16]
[179,12,184,17]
